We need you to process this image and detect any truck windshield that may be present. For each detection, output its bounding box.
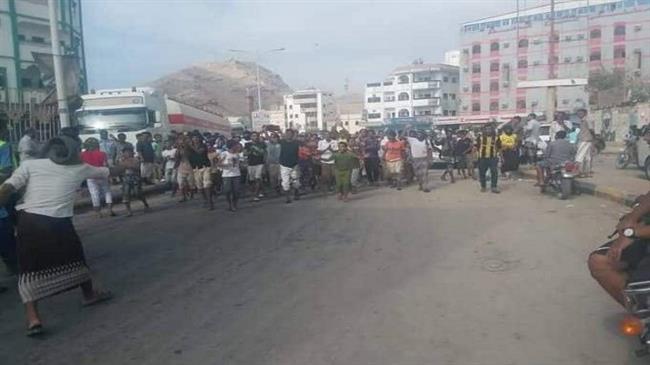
[76,108,148,132]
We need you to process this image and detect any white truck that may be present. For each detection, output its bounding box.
[75,87,231,144]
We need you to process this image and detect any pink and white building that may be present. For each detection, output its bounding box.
[459,0,650,122]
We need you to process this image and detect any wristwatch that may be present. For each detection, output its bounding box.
[623,227,636,238]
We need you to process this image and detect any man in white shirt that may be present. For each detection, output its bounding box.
[406,130,433,192]
[317,131,338,192]
[17,128,39,163]
[0,133,120,336]
[549,111,572,142]
[524,113,541,164]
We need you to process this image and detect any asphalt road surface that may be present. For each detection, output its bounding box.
[0,177,645,365]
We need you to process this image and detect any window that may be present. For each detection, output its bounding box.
[472,83,481,93]
[489,101,499,111]
[443,76,449,82]
[383,81,393,86]
[21,78,33,88]
[398,92,410,101]
[367,113,381,119]
[450,94,456,100]
[471,102,481,112]
[517,99,526,110]
[490,62,499,72]
[443,93,448,100]
[472,44,481,54]
[490,81,499,92]
[294,114,299,118]
[0,71,5,88]
[289,105,293,109]
[636,50,643,69]
[590,28,601,39]
[472,63,481,74]
[451,111,457,116]
[451,77,457,83]
[31,36,46,43]
[398,109,410,117]
[518,59,528,69]
[614,47,626,59]
[398,75,409,84]
[18,34,26,41]
[490,42,499,52]
[443,110,449,116]
[367,96,381,103]
[590,50,601,61]
[518,38,529,48]
[614,25,626,36]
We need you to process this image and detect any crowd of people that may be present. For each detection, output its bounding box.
[0,106,602,336]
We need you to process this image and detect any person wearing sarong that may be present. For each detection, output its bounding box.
[0,132,117,336]
[406,130,433,193]
[499,125,519,179]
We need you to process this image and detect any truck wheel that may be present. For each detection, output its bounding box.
[560,178,572,200]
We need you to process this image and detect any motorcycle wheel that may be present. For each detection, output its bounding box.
[616,152,630,169]
[560,178,572,200]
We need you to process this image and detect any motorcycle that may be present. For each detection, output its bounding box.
[620,265,650,357]
[540,161,579,200]
[616,136,640,169]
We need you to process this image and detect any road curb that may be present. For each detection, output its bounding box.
[73,183,169,210]
[517,169,638,207]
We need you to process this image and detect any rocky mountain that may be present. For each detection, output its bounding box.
[150,59,292,116]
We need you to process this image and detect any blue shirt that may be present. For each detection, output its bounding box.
[0,140,13,171]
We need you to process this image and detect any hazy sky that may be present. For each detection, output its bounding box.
[83,0,545,94]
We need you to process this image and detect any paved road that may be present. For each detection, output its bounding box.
[0,178,644,365]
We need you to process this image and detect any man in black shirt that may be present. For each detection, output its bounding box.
[245,132,266,202]
[136,132,156,184]
[279,129,300,204]
[190,133,214,210]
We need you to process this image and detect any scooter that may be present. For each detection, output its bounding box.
[540,161,579,200]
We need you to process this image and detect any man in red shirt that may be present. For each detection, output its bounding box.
[382,130,406,190]
[81,138,115,217]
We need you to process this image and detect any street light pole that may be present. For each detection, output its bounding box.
[48,0,69,127]
[229,48,285,112]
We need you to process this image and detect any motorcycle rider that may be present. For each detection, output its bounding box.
[535,131,576,186]
[588,192,650,306]
[623,125,641,165]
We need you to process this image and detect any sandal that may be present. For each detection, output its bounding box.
[82,290,113,307]
[26,323,44,337]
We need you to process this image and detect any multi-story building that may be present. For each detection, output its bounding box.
[251,108,285,131]
[0,0,87,104]
[363,63,460,127]
[284,89,337,132]
[444,50,461,67]
[459,0,650,122]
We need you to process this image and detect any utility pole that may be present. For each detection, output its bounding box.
[546,0,557,122]
[48,0,69,127]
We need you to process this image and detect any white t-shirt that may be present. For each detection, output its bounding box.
[407,137,430,159]
[6,159,109,218]
[550,120,571,141]
[318,139,338,164]
[220,151,241,177]
[162,148,177,170]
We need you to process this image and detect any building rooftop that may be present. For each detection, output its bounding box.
[462,0,620,26]
[391,63,459,75]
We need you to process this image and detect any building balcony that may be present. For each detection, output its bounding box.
[412,98,440,107]
[412,81,441,90]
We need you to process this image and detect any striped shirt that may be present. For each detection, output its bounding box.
[476,135,502,159]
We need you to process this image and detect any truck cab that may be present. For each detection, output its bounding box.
[75,87,167,145]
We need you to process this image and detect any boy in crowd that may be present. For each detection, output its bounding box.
[245,132,266,202]
[118,146,150,216]
[333,141,358,202]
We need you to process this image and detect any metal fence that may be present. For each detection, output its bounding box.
[0,102,60,145]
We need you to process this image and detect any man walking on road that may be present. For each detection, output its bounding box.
[524,113,541,165]
[476,124,502,193]
[265,133,282,195]
[245,132,266,202]
[406,130,432,192]
[318,131,338,193]
[575,108,595,177]
[382,130,406,191]
[279,130,301,204]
